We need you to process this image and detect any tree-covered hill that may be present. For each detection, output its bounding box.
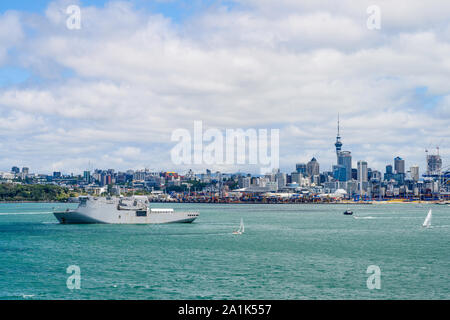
[0,183,71,202]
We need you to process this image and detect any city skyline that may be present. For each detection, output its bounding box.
[0,0,449,174]
[2,115,446,177]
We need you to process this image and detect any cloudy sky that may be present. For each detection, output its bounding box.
[0,0,449,175]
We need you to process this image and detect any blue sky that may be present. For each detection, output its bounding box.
[0,0,237,21]
[0,0,449,175]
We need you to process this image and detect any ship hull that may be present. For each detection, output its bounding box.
[53,199,199,224]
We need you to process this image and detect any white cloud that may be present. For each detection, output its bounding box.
[0,0,448,174]
[0,11,23,64]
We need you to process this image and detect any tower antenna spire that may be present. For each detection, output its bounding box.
[337,113,340,136]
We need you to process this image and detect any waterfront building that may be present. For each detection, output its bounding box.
[238,176,251,188]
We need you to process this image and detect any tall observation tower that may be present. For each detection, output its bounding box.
[334,114,343,160]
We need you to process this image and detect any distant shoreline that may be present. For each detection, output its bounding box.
[0,200,67,204]
[0,199,445,205]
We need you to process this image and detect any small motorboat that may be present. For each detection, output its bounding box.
[343,210,353,215]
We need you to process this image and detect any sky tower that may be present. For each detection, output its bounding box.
[334,114,343,160]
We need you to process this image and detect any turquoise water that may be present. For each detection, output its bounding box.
[0,202,448,300]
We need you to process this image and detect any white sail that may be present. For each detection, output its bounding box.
[422,209,432,227]
[233,218,244,234]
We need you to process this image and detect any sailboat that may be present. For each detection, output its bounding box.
[422,209,432,228]
[233,218,245,235]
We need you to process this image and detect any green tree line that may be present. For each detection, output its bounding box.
[0,183,71,202]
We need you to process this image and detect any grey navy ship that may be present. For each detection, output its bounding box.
[53,196,199,224]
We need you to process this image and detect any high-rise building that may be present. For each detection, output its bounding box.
[426,154,442,175]
[394,157,405,174]
[11,166,20,174]
[22,167,29,175]
[291,172,302,184]
[386,165,393,175]
[275,172,287,189]
[295,163,307,175]
[306,158,320,176]
[371,170,382,181]
[238,176,251,188]
[410,165,419,182]
[333,165,347,182]
[351,168,358,180]
[337,151,352,181]
[83,171,91,183]
[357,161,368,182]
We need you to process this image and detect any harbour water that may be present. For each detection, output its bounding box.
[0,202,448,300]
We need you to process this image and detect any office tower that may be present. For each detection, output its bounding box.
[275,172,286,189]
[410,165,419,182]
[22,167,29,175]
[333,165,347,182]
[386,165,393,174]
[427,154,442,175]
[357,161,368,182]
[238,176,251,188]
[337,151,352,181]
[352,168,357,180]
[295,163,307,175]
[394,157,405,174]
[306,158,320,176]
[291,172,302,184]
[11,166,20,174]
[83,171,91,183]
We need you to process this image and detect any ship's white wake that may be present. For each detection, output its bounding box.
[0,211,52,216]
